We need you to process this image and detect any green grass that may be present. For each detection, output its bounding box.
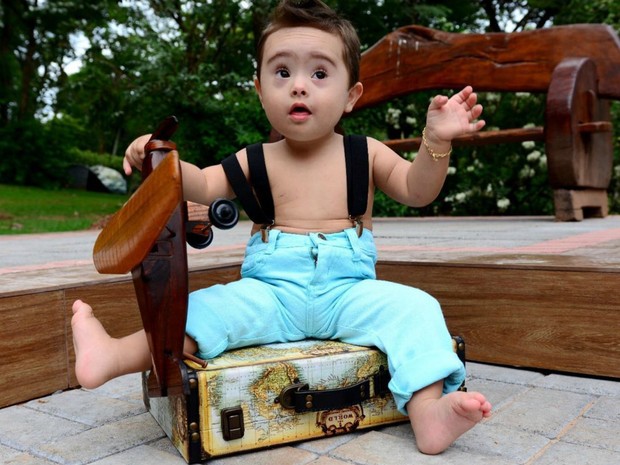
[0,184,129,234]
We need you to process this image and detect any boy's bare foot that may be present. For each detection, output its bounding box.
[71,299,118,389]
[408,388,492,455]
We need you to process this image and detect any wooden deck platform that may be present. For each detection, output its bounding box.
[1,216,619,408]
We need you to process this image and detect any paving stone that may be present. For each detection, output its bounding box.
[561,417,620,452]
[85,373,145,404]
[33,413,164,465]
[89,444,187,465]
[584,396,620,422]
[0,444,22,461]
[331,431,417,465]
[452,422,550,463]
[532,374,620,397]
[307,457,352,465]
[374,422,413,440]
[145,437,185,456]
[295,431,361,454]
[331,430,514,465]
[533,441,620,465]
[0,453,59,464]
[207,445,317,465]
[466,378,531,411]
[486,387,594,438]
[0,405,88,450]
[466,363,545,386]
[25,388,146,427]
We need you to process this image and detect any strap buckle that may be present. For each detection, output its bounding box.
[260,221,274,243]
[350,215,364,237]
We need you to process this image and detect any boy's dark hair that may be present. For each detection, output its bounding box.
[256,0,361,88]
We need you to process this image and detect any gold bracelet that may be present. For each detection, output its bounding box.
[422,127,452,161]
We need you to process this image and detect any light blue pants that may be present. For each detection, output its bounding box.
[186,228,465,414]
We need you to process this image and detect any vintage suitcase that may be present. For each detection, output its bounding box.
[144,337,466,463]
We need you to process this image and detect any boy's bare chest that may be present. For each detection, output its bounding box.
[266,155,348,212]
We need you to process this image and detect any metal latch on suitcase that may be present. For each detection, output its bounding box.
[276,366,391,413]
[221,406,245,440]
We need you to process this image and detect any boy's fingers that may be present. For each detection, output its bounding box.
[473,119,486,131]
[429,94,448,110]
[122,157,133,176]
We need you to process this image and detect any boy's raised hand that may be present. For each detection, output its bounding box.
[122,134,152,176]
[424,86,485,147]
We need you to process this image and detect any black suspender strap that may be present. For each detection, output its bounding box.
[344,135,369,219]
[246,143,275,222]
[222,135,369,235]
[221,153,272,225]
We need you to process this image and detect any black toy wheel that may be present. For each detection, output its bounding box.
[186,229,213,249]
[209,198,239,230]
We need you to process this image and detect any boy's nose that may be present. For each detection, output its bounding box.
[290,79,308,97]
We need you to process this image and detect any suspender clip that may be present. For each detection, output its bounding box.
[260,221,274,243]
[350,216,364,237]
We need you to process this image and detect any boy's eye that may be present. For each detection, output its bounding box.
[313,69,327,80]
[276,68,290,78]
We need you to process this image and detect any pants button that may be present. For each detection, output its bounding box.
[318,233,327,240]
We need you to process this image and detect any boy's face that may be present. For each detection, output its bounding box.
[255,27,363,142]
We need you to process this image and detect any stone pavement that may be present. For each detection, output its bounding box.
[1,217,620,464]
[1,362,619,464]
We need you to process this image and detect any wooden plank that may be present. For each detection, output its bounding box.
[377,261,620,378]
[0,292,68,408]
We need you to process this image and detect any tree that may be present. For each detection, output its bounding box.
[56,0,275,165]
[0,0,117,125]
[0,0,120,186]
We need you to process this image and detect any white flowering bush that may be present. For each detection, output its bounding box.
[607,101,620,214]
[344,91,620,216]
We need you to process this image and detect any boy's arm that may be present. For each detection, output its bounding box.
[180,161,234,205]
[123,134,235,206]
[372,86,484,207]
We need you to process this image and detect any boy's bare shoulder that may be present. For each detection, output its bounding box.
[366,136,404,165]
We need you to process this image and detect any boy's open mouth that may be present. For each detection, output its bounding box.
[289,104,312,116]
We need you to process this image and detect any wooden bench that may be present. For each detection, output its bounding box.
[353,24,620,221]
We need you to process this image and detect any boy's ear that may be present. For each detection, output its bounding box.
[344,82,364,113]
[254,77,264,106]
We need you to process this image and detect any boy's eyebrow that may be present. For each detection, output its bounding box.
[266,50,338,68]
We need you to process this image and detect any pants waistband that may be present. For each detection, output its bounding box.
[247,228,373,261]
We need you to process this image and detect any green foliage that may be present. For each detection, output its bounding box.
[2,0,620,220]
[553,0,620,27]
[606,102,620,213]
[0,0,118,124]
[0,117,89,188]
